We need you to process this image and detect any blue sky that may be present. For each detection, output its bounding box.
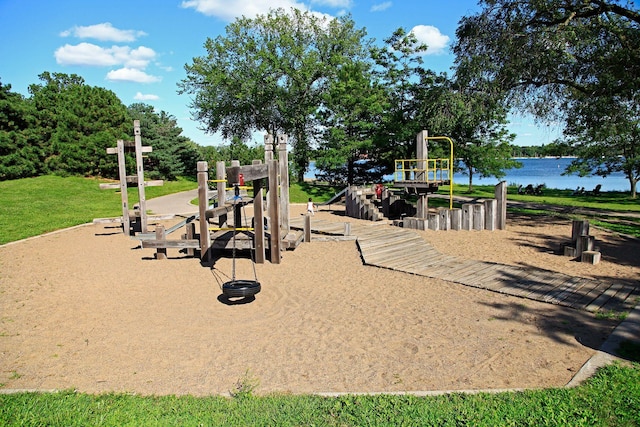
[0,0,561,146]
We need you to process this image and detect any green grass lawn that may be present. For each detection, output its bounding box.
[0,363,638,426]
[1,176,640,425]
[0,176,197,244]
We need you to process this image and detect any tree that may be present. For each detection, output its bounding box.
[453,0,640,196]
[28,72,130,177]
[315,62,388,185]
[416,75,519,191]
[370,28,428,171]
[178,8,369,181]
[0,81,40,180]
[128,103,201,180]
[563,94,640,197]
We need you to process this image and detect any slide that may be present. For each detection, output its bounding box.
[320,187,348,206]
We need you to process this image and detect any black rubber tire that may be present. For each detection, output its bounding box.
[222,280,261,298]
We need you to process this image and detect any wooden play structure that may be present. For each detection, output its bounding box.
[340,130,507,231]
[94,120,165,234]
[562,220,601,264]
[139,134,303,264]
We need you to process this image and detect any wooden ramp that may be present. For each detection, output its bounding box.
[290,217,639,314]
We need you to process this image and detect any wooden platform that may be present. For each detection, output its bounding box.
[290,217,639,314]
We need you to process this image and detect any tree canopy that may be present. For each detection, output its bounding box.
[0,73,207,181]
[454,0,640,196]
[179,8,369,181]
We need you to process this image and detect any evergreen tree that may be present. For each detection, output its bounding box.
[316,62,388,185]
[0,81,40,179]
[29,72,130,177]
[128,103,201,180]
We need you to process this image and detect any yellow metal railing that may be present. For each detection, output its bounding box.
[393,158,451,183]
[394,135,454,209]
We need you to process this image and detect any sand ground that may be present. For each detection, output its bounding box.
[1,204,638,396]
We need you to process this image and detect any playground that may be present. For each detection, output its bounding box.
[1,201,638,396]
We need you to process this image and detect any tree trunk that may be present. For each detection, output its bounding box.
[467,167,474,192]
[347,158,354,186]
[629,176,637,199]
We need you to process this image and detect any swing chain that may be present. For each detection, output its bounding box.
[230,183,258,283]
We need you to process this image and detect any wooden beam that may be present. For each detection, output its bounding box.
[99,179,164,190]
[226,163,269,184]
[107,145,152,154]
[205,204,235,220]
[141,239,200,249]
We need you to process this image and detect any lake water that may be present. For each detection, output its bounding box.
[304,157,629,192]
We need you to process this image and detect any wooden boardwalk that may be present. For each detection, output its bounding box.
[290,217,639,314]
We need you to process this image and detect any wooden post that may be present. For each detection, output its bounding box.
[268,159,281,264]
[133,120,148,233]
[278,135,290,233]
[417,218,427,230]
[428,213,440,231]
[155,225,167,260]
[216,161,227,227]
[438,208,450,230]
[184,222,195,257]
[116,139,130,235]
[484,199,497,231]
[344,222,351,236]
[416,130,429,218]
[304,214,312,242]
[576,235,595,258]
[571,220,590,243]
[462,203,473,230]
[346,186,356,217]
[416,130,428,181]
[197,161,210,261]
[581,251,601,264]
[473,204,485,231]
[381,187,390,217]
[494,181,507,230]
[230,160,241,228]
[264,134,274,211]
[416,195,428,218]
[450,208,462,230]
[254,188,265,264]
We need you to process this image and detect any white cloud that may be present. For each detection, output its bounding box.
[55,43,120,66]
[181,0,310,21]
[311,0,352,7]
[60,22,146,42]
[54,43,157,68]
[410,25,450,55]
[370,2,392,12]
[106,68,161,83]
[134,92,160,101]
[124,46,156,68]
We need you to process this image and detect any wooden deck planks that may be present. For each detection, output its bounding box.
[296,215,637,314]
[598,282,640,313]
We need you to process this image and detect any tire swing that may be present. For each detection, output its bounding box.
[222,184,261,299]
